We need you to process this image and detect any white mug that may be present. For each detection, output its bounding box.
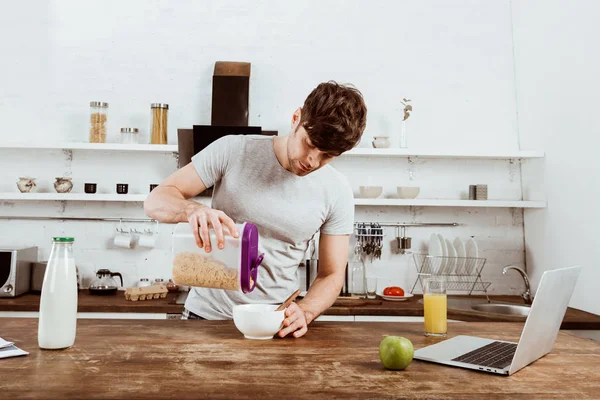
[114,233,132,248]
[138,234,156,249]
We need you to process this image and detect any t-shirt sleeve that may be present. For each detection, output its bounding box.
[321,179,355,235]
[191,135,243,188]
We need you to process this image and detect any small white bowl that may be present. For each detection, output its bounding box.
[397,186,420,199]
[233,304,285,340]
[359,186,383,198]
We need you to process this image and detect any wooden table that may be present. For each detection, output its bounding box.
[1,319,599,399]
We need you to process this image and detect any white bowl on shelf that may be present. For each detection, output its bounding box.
[359,186,383,198]
[397,186,420,199]
[233,304,285,340]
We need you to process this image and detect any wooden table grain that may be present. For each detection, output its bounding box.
[0,319,599,399]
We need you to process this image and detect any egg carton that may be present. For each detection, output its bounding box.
[124,284,168,301]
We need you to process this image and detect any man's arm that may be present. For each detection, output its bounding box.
[144,163,238,251]
[278,233,349,338]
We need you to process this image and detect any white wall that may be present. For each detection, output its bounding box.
[512,0,600,314]
[0,0,528,294]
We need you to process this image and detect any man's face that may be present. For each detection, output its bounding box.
[286,111,340,176]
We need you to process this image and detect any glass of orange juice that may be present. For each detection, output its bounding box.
[423,276,447,337]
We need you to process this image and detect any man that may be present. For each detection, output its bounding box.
[144,81,367,338]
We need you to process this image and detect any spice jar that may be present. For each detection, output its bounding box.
[120,128,139,144]
[89,101,108,143]
[150,103,168,144]
[172,222,263,293]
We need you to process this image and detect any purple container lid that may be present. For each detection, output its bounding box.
[240,223,263,293]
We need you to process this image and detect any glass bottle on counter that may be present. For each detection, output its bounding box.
[38,237,78,349]
[120,127,139,144]
[89,101,108,143]
[349,249,366,297]
[150,103,168,144]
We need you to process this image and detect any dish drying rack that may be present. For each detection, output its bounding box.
[410,253,491,301]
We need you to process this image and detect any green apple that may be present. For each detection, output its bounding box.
[379,336,414,370]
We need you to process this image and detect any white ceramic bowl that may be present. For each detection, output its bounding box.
[359,186,383,198]
[397,186,420,199]
[233,304,285,340]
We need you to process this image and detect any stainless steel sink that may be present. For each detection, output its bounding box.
[471,303,530,317]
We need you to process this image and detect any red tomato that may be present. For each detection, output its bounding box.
[383,286,405,296]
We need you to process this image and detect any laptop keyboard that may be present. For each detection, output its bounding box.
[452,341,518,369]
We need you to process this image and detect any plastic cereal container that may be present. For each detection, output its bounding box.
[172,222,263,293]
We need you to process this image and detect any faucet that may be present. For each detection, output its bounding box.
[503,265,533,305]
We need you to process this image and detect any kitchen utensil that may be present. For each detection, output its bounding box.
[428,233,443,274]
[16,177,37,193]
[476,184,488,200]
[233,304,285,340]
[397,186,420,199]
[366,277,377,299]
[172,222,264,293]
[275,289,301,311]
[359,186,382,198]
[114,232,132,248]
[372,136,391,148]
[444,238,457,274]
[89,269,123,295]
[84,183,97,194]
[54,177,73,193]
[465,237,480,274]
[437,233,448,273]
[469,185,477,200]
[453,237,467,274]
[0,247,37,297]
[396,225,412,254]
[377,291,414,302]
[166,279,179,292]
[138,232,156,248]
[116,183,128,194]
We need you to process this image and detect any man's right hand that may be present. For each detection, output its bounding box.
[185,204,239,252]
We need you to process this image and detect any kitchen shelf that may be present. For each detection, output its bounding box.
[0,194,214,206]
[0,193,149,202]
[0,143,178,152]
[353,198,546,208]
[343,148,544,159]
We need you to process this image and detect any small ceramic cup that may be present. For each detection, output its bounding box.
[84,183,97,194]
[116,183,129,194]
[113,233,132,248]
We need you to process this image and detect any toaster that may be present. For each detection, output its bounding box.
[0,247,38,297]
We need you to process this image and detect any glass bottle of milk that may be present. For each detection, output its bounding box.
[38,237,78,349]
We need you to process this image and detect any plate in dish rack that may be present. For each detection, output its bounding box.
[377,292,414,302]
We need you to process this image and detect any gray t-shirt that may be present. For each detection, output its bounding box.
[185,134,354,319]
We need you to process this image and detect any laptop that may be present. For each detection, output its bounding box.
[413,266,582,375]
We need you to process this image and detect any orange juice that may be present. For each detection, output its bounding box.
[424,293,447,335]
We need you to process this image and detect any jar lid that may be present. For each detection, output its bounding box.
[151,103,169,109]
[240,222,263,293]
[53,237,74,242]
[90,101,109,108]
[120,128,139,133]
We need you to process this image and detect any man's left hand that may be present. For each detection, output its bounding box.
[278,303,308,338]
